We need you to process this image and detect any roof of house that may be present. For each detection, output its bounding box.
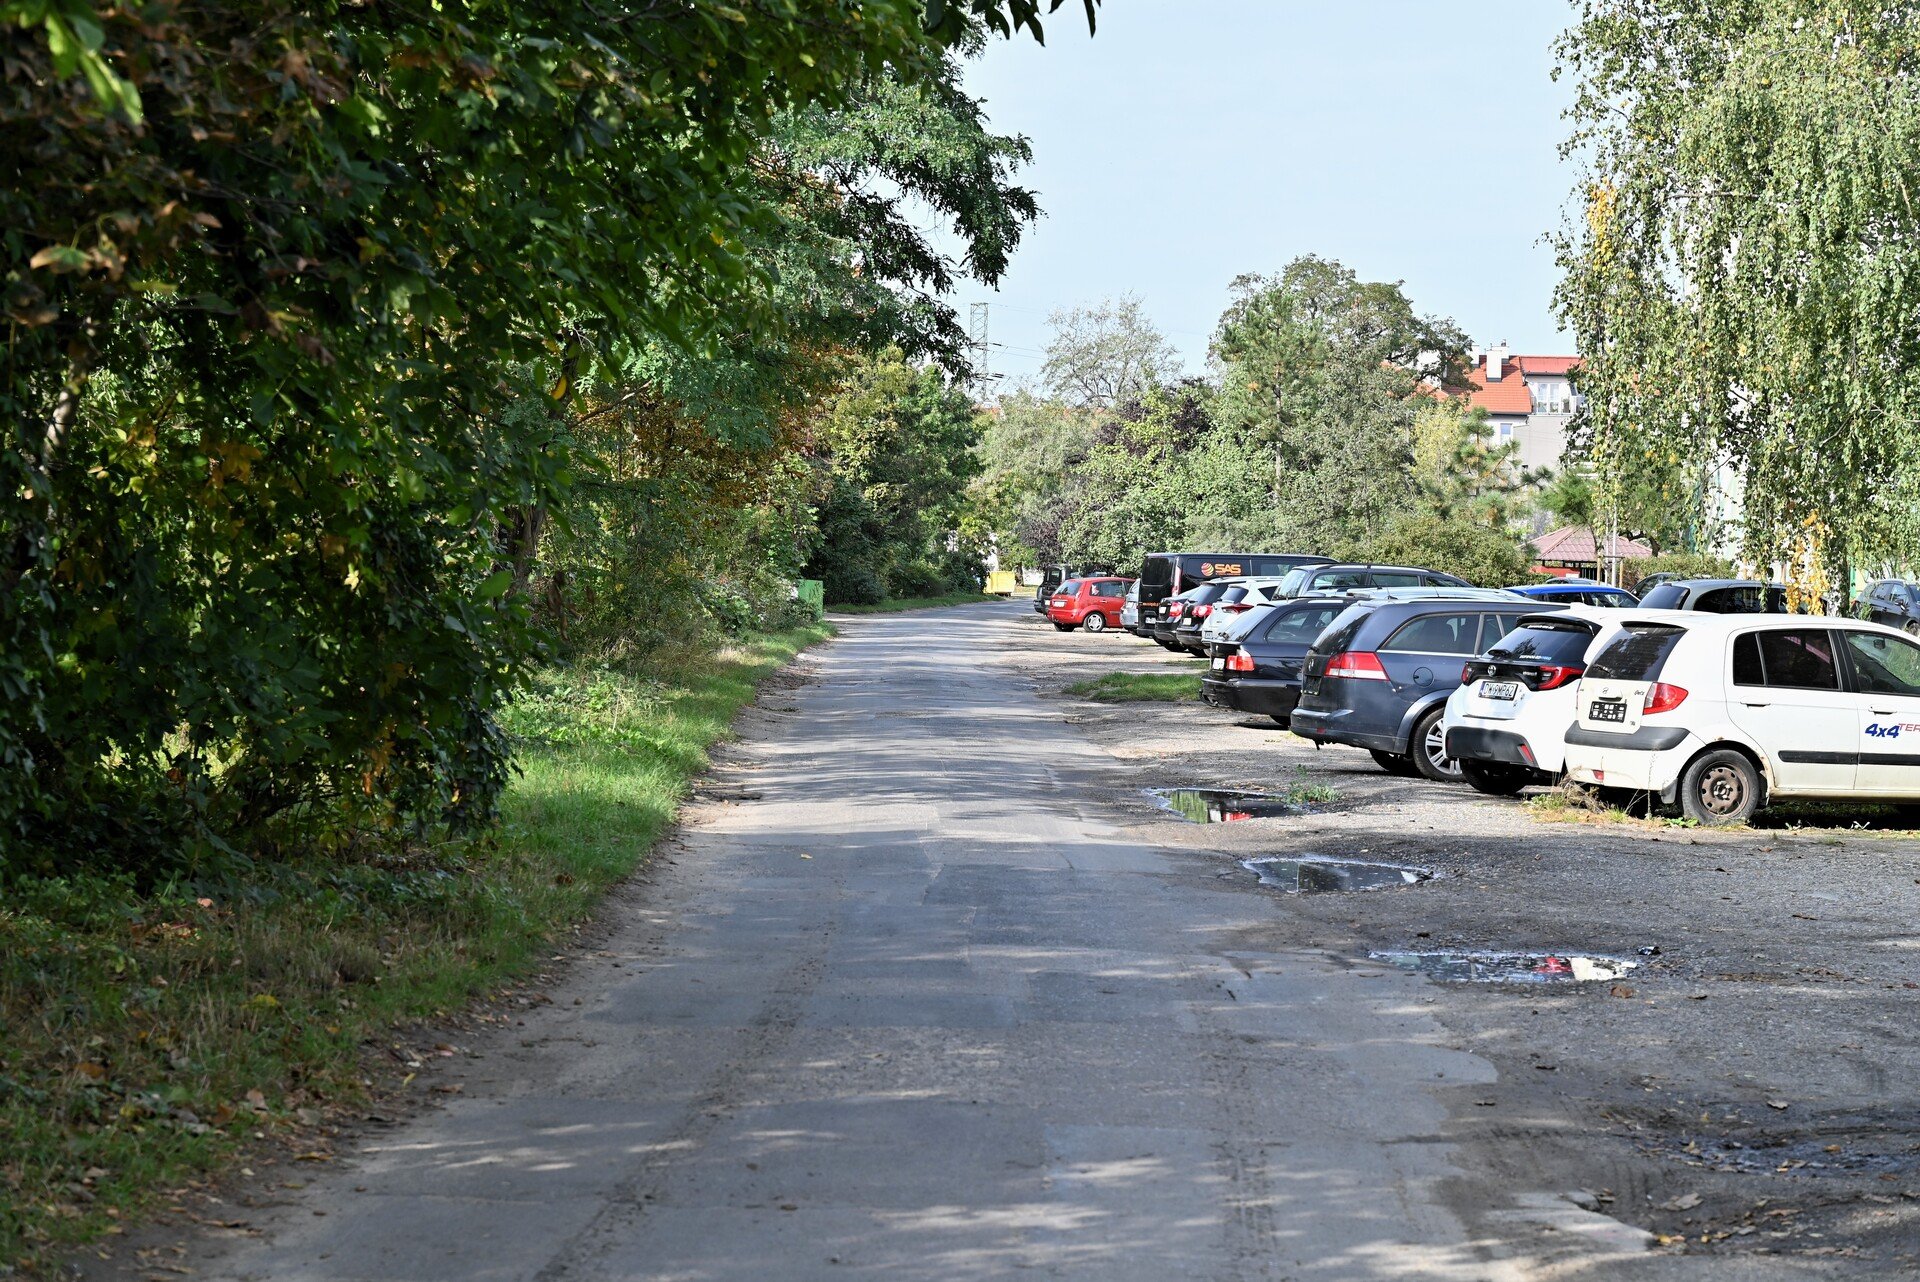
[1530,524,1653,563]
[1465,357,1534,416]
[1514,355,1580,377]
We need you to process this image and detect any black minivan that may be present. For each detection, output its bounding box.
[1135,551,1330,638]
[1289,595,1562,781]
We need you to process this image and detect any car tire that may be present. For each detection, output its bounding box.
[1678,748,1761,825]
[1905,620,1920,639]
[1460,760,1529,797]
[1369,749,1419,777]
[1270,714,1291,727]
[1083,612,1107,633]
[1052,622,1073,632]
[1411,708,1465,782]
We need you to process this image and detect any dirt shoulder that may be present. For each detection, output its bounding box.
[1009,607,1920,1275]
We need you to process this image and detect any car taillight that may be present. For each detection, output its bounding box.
[1460,663,1474,683]
[1226,650,1255,672]
[1643,682,1688,714]
[1168,603,1185,618]
[1191,604,1212,618]
[1533,664,1583,691]
[1226,603,1251,613]
[1324,651,1388,681]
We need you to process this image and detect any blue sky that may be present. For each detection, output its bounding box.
[953,0,1580,384]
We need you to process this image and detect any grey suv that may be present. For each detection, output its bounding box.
[1289,595,1565,780]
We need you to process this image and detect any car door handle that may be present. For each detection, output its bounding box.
[1742,702,1769,708]
[1873,709,1896,715]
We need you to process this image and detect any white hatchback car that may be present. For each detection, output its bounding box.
[1441,606,1626,795]
[1562,612,1920,824]
[1196,577,1294,648]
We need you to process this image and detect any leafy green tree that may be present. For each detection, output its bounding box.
[0,0,1090,872]
[1555,0,1920,592]
[804,351,985,604]
[1211,256,1471,550]
[1411,401,1538,527]
[971,391,1097,564]
[1349,514,1534,587]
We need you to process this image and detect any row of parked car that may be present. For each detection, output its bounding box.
[1037,551,1920,825]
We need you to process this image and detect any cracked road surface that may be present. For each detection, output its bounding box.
[149,604,1749,1280]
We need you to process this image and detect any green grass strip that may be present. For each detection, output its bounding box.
[1066,671,1201,703]
[830,591,1004,613]
[0,623,831,1272]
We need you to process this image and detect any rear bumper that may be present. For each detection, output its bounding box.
[1446,726,1536,768]
[1200,676,1299,719]
[1563,723,1699,797]
[1288,706,1399,752]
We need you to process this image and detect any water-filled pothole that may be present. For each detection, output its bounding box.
[1243,857,1431,892]
[1146,788,1305,822]
[1369,950,1638,983]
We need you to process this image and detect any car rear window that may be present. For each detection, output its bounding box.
[1697,586,1787,614]
[1310,604,1373,655]
[1381,611,1482,655]
[1638,584,1686,609]
[1484,621,1595,664]
[1587,624,1686,680]
[1056,579,1081,595]
[1217,586,1248,605]
[1261,603,1346,644]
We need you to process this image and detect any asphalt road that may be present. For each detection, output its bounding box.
[117,602,1898,1280]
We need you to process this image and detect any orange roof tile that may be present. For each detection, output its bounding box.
[1466,357,1533,415]
[1530,525,1652,563]
[1515,355,1580,377]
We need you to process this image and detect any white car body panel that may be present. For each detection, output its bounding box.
[1442,606,1624,775]
[1561,612,1920,805]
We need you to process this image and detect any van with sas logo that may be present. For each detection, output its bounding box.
[1134,552,1330,644]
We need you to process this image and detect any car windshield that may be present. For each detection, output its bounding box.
[1587,624,1687,680]
[1276,567,1310,596]
[1484,622,1594,664]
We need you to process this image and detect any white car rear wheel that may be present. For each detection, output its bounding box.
[1679,749,1760,825]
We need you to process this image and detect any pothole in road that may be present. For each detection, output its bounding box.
[1369,951,1638,984]
[1633,1118,1920,1178]
[1146,788,1308,822]
[1242,857,1432,892]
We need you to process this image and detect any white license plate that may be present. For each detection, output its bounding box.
[1590,700,1627,723]
[1211,657,1225,670]
[1482,681,1519,701]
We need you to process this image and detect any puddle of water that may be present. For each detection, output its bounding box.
[1146,788,1303,822]
[1369,950,1638,984]
[1243,857,1431,893]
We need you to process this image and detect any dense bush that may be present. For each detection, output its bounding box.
[1622,552,1738,587]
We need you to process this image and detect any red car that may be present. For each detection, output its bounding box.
[1046,576,1133,633]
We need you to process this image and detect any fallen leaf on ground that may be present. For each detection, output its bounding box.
[1660,1192,1703,1211]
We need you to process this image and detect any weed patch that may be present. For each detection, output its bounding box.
[1066,672,1199,703]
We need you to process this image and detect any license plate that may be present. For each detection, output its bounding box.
[1483,681,1519,701]
[1211,657,1225,670]
[1589,700,1626,723]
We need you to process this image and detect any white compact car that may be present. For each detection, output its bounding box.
[1442,606,1626,795]
[1195,577,1293,648]
[1562,612,1920,824]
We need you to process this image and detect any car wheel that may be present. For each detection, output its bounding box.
[1270,714,1291,727]
[1678,748,1761,825]
[1369,749,1419,777]
[1411,708,1465,782]
[1083,612,1107,633]
[1460,760,1529,797]
[1905,620,1920,639]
